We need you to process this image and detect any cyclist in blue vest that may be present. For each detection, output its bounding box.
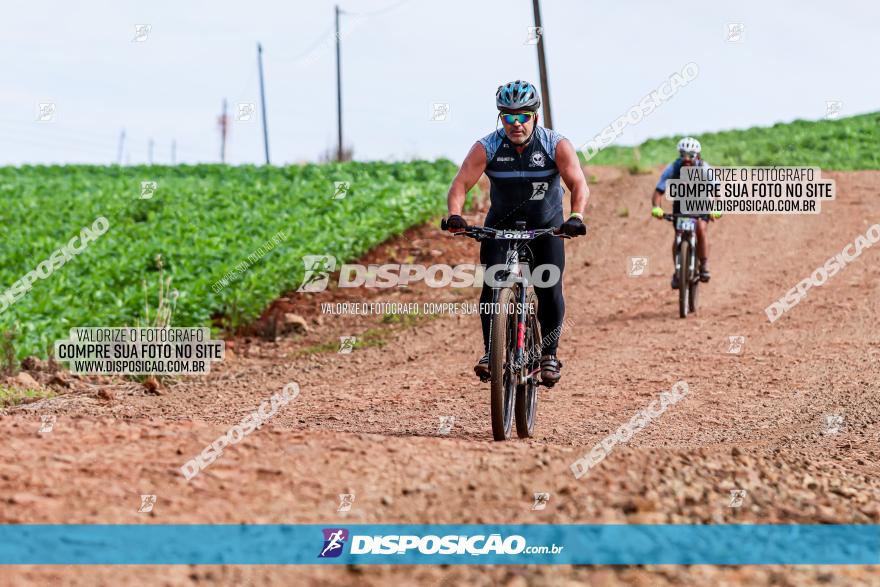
[444,80,589,385]
[651,137,721,288]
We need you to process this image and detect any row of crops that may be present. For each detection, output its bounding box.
[583,112,880,170]
[0,161,460,358]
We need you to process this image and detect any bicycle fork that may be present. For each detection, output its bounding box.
[674,230,697,280]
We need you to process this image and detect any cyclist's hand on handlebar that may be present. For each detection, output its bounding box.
[444,214,467,233]
[651,206,664,219]
[710,211,722,220]
[557,216,587,237]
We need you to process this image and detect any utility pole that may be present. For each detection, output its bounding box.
[116,129,126,165]
[218,99,229,163]
[335,5,344,161]
[171,139,177,164]
[257,43,270,164]
[531,0,553,129]
[148,138,154,165]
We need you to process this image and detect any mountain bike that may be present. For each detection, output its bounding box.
[664,213,712,318]
[440,219,578,440]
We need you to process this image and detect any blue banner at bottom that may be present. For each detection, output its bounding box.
[0,524,878,565]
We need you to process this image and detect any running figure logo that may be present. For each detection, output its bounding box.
[337,493,355,512]
[140,181,158,200]
[727,335,746,354]
[628,256,648,277]
[530,181,549,200]
[438,415,455,435]
[297,255,337,292]
[332,181,350,200]
[532,492,550,510]
[822,414,844,435]
[39,415,56,433]
[726,23,744,43]
[318,528,349,558]
[36,102,56,122]
[138,494,157,513]
[728,489,747,508]
[338,336,356,354]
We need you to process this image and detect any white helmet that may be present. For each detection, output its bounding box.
[677,137,701,154]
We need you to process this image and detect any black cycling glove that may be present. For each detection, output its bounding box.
[445,215,467,232]
[558,216,587,237]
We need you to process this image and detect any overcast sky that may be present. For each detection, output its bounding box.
[2,0,878,165]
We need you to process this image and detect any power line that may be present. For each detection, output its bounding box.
[4,134,118,158]
[284,27,335,63]
[340,0,413,17]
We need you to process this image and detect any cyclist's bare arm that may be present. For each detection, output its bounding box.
[652,189,664,209]
[556,138,589,216]
[447,142,487,216]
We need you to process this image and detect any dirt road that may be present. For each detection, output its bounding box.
[3,167,879,586]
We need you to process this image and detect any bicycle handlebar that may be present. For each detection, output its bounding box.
[663,213,715,222]
[440,218,583,239]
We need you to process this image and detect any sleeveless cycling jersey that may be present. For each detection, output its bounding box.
[478,126,565,229]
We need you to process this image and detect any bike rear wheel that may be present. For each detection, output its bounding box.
[515,292,539,438]
[489,287,517,441]
[679,240,690,319]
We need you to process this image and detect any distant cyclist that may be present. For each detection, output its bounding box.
[651,137,721,287]
[444,80,589,385]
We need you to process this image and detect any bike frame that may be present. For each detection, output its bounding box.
[493,242,533,384]
[673,220,698,285]
[442,219,562,382]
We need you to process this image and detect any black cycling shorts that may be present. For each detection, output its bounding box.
[478,230,566,355]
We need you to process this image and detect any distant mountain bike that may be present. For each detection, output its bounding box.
[441,219,580,440]
[664,213,712,318]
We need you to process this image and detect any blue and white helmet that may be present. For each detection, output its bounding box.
[496,80,541,111]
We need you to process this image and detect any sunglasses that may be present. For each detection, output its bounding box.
[680,150,698,159]
[500,112,535,125]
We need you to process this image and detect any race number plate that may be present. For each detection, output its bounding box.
[676,217,697,231]
[498,231,534,240]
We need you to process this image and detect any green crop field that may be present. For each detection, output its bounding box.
[582,112,880,170]
[0,161,461,359]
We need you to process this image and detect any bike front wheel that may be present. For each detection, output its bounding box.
[489,287,517,441]
[678,240,690,319]
[515,291,539,438]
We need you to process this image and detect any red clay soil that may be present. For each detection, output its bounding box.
[2,167,880,586]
